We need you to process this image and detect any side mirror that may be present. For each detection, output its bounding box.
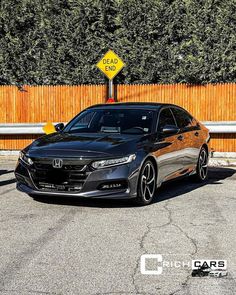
[161,124,179,135]
[55,123,64,132]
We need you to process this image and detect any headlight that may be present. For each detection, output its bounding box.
[19,151,33,166]
[91,154,136,169]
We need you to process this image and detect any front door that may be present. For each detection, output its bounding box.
[171,107,200,171]
[153,107,186,185]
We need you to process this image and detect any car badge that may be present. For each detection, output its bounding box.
[52,158,63,168]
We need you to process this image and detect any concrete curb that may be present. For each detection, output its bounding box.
[209,158,236,167]
[211,152,236,159]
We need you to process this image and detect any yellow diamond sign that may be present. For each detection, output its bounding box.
[96,50,125,80]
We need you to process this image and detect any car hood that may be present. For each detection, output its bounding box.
[27,132,146,158]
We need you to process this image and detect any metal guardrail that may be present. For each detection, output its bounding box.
[203,122,236,133]
[0,123,46,134]
[0,122,236,134]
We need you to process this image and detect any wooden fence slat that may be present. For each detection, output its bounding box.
[0,84,235,151]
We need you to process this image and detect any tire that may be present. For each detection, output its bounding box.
[192,147,208,182]
[134,160,157,206]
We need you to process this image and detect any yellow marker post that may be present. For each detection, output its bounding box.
[43,122,56,134]
[96,50,125,102]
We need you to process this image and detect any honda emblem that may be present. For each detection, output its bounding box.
[52,158,63,168]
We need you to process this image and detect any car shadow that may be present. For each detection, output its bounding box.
[0,178,16,187]
[155,166,236,204]
[0,169,14,176]
[32,167,236,208]
[0,170,16,187]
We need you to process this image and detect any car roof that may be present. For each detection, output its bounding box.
[86,102,180,110]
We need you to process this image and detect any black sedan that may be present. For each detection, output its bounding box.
[15,103,210,205]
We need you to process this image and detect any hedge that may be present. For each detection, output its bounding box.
[0,0,235,85]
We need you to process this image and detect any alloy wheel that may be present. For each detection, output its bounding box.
[199,149,208,180]
[140,162,156,201]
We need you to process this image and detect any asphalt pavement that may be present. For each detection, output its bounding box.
[0,158,236,295]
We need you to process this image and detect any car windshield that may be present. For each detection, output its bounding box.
[64,109,154,134]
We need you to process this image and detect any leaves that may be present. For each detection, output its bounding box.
[0,0,235,85]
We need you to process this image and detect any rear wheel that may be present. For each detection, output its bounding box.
[134,160,156,206]
[192,147,208,182]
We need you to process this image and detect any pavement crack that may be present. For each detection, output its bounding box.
[132,223,152,294]
[161,200,198,256]
[172,223,198,256]
[131,201,176,294]
[161,201,198,295]
[160,199,172,227]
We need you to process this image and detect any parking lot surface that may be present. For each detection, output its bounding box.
[0,159,236,295]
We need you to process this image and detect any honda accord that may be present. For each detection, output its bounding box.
[15,103,210,205]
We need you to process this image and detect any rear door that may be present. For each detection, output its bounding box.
[171,107,200,170]
[153,107,186,184]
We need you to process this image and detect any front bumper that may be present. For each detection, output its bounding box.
[16,183,135,199]
[15,159,139,199]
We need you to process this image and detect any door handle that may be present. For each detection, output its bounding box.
[194,131,199,136]
[177,135,184,141]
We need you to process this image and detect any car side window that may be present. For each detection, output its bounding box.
[171,108,193,130]
[158,108,176,130]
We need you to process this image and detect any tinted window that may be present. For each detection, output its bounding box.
[158,108,176,129]
[171,108,192,129]
[64,109,154,134]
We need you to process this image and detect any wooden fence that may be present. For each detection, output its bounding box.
[0,84,235,151]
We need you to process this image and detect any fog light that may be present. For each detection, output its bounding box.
[98,181,128,190]
[102,183,122,189]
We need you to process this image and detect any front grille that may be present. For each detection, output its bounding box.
[30,158,90,192]
[34,163,85,171]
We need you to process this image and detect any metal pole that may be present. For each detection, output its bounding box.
[108,79,113,99]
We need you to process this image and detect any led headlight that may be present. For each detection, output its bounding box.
[91,154,136,169]
[19,151,33,166]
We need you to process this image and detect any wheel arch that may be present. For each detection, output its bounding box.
[134,154,158,205]
[145,155,158,175]
[201,143,209,156]
[202,143,209,155]
[137,155,158,186]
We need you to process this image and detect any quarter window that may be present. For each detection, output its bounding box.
[171,108,193,130]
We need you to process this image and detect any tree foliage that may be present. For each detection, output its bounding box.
[0,0,235,85]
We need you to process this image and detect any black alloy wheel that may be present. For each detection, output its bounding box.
[134,160,156,206]
[193,147,208,182]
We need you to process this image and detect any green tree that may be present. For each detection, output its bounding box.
[0,0,235,85]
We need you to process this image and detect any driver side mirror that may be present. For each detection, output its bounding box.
[55,123,64,132]
[161,124,179,135]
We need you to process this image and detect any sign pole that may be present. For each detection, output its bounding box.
[96,50,125,103]
[108,79,114,101]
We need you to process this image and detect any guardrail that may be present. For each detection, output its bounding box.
[0,122,236,134]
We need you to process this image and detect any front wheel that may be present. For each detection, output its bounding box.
[134,160,156,206]
[192,147,208,182]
